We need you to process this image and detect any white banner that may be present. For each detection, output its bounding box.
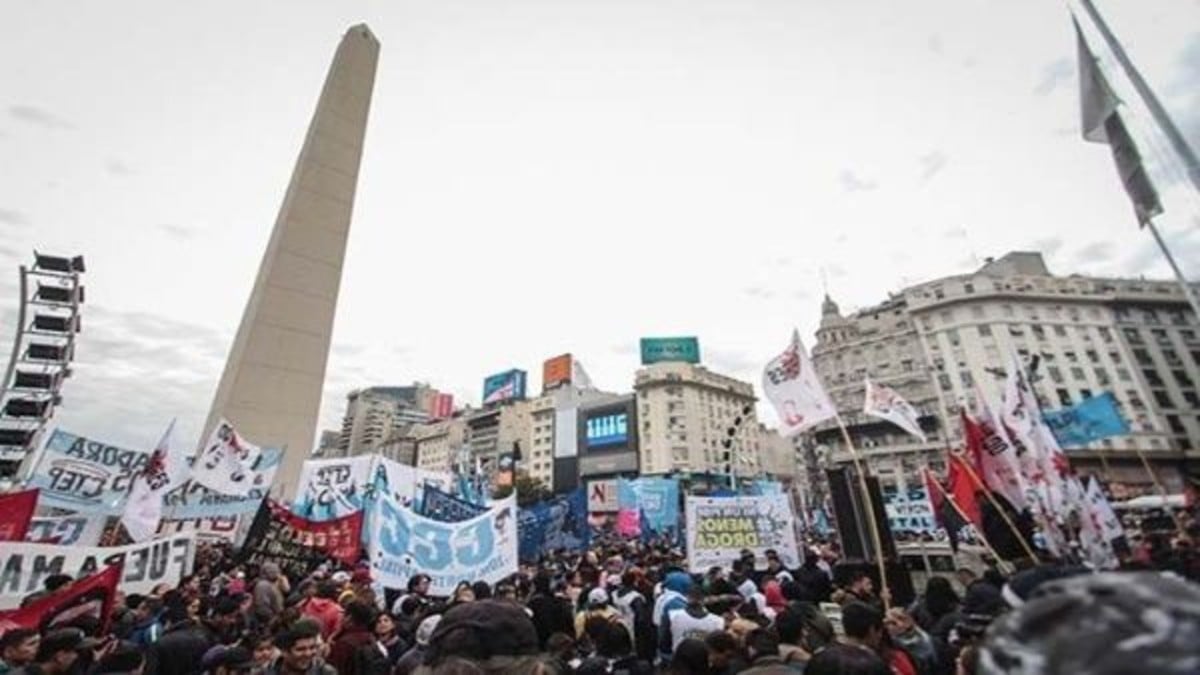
[293,456,453,521]
[369,494,517,596]
[684,495,800,573]
[28,429,149,515]
[0,534,196,609]
[762,331,836,436]
[25,516,106,547]
[587,479,619,513]
[191,420,269,497]
[863,377,926,441]
[157,515,246,544]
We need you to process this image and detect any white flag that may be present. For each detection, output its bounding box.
[572,358,595,390]
[1079,477,1122,569]
[192,419,268,496]
[1085,476,1124,543]
[862,377,926,442]
[762,330,836,436]
[121,420,188,541]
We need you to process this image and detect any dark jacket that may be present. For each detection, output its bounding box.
[527,593,575,648]
[740,655,796,675]
[328,626,376,675]
[153,621,220,675]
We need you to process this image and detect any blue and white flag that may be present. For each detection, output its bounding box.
[1042,392,1130,447]
[517,488,588,561]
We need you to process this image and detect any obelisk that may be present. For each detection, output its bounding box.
[201,24,379,497]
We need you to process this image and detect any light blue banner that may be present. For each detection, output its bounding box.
[618,477,680,535]
[1043,392,1130,447]
[29,429,149,514]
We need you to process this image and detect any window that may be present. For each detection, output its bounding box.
[938,374,953,390]
[1095,368,1110,386]
[1086,350,1100,363]
[1048,366,1064,383]
[1117,368,1132,381]
[1181,329,1198,344]
[947,329,961,346]
[1065,351,1078,363]
[1009,325,1024,337]
[1127,392,1145,410]
[1154,390,1173,408]
[1145,310,1160,324]
[1099,327,1113,343]
[960,371,974,387]
[1080,388,1093,399]
[1123,328,1143,344]
[1183,391,1199,408]
[1167,415,1185,434]
[1032,325,1047,341]
[1134,349,1153,366]
[1108,350,1122,363]
[978,325,993,337]
[1193,350,1200,366]
[1151,329,1170,345]
[1143,369,1164,386]
[1057,389,1072,406]
[1173,370,1194,387]
[964,283,975,294]
[1164,349,1182,366]
[1071,367,1086,381]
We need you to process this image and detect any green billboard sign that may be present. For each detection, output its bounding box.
[639,337,701,365]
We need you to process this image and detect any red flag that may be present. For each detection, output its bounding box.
[0,564,122,638]
[947,453,983,529]
[924,468,967,553]
[0,489,39,542]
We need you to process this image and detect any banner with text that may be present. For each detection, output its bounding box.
[26,516,106,547]
[293,456,453,521]
[0,534,195,609]
[684,495,800,573]
[157,515,245,543]
[239,501,363,579]
[163,448,282,519]
[420,485,487,523]
[370,494,517,596]
[28,429,149,514]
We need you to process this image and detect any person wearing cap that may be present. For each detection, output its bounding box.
[574,587,620,639]
[0,628,39,674]
[393,615,441,675]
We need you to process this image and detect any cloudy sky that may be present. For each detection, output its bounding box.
[2,0,1198,453]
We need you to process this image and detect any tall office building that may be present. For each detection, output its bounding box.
[200,25,379,496]
[808,251,1198,496]
[337,385,432,457]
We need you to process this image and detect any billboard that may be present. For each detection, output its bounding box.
[586,412,628,448]
[588,479,619,513]
[428,392,454,420]
[483,369,527,405]
[640,337,701,364]
[542,354,573,391]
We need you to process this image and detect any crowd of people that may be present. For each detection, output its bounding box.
[1,513,1198,675]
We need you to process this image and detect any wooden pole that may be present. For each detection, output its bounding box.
[924,468,1013,575]
[1132,443,1188,539]
[953,453,1041,564]
[834,414,891,611]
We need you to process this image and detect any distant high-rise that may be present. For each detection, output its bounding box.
[200,25,379,496]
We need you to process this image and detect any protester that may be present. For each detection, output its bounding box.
[703,632,746,675]
[371,612,407,669]
[574,588,619,639]
[327,602,380,675]
[299,583,345,641]
[394,614,441,675]
[154,596,242,675]
[665,638,710,675]
[0,629,39,674]
[884,608,937,675]
[804,643,890,675]
[527,575,575,649]
[841,602,918,675]
[269,623,334,675]
[662,587,724,656]
[771,607,809,669]
[15,628,97,675]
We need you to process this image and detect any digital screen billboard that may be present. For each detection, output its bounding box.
[483,369,527,405]
[542,354,572,391]
[586,412,628,448]
[639,337,701,365]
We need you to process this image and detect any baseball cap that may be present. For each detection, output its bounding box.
[415,614,442,646]
[587,588,610,606]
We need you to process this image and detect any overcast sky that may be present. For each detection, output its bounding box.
[2,0,1198,453]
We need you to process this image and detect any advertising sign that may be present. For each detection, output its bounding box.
[370,494,518,596]
[588,479,619,513]
[542,354,573,391]
[483,369,527,405]
[684,495,800,573]
[28,429,149,514]
[585,412,628,449]
[639,337,701,365]
[0,534,196,609]
[428,393,455,420]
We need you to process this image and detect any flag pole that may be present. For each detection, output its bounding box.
[833,413,891,611]
[953,451,1040,564]
[1144,217,1200,322]
[923,468,1012,575]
